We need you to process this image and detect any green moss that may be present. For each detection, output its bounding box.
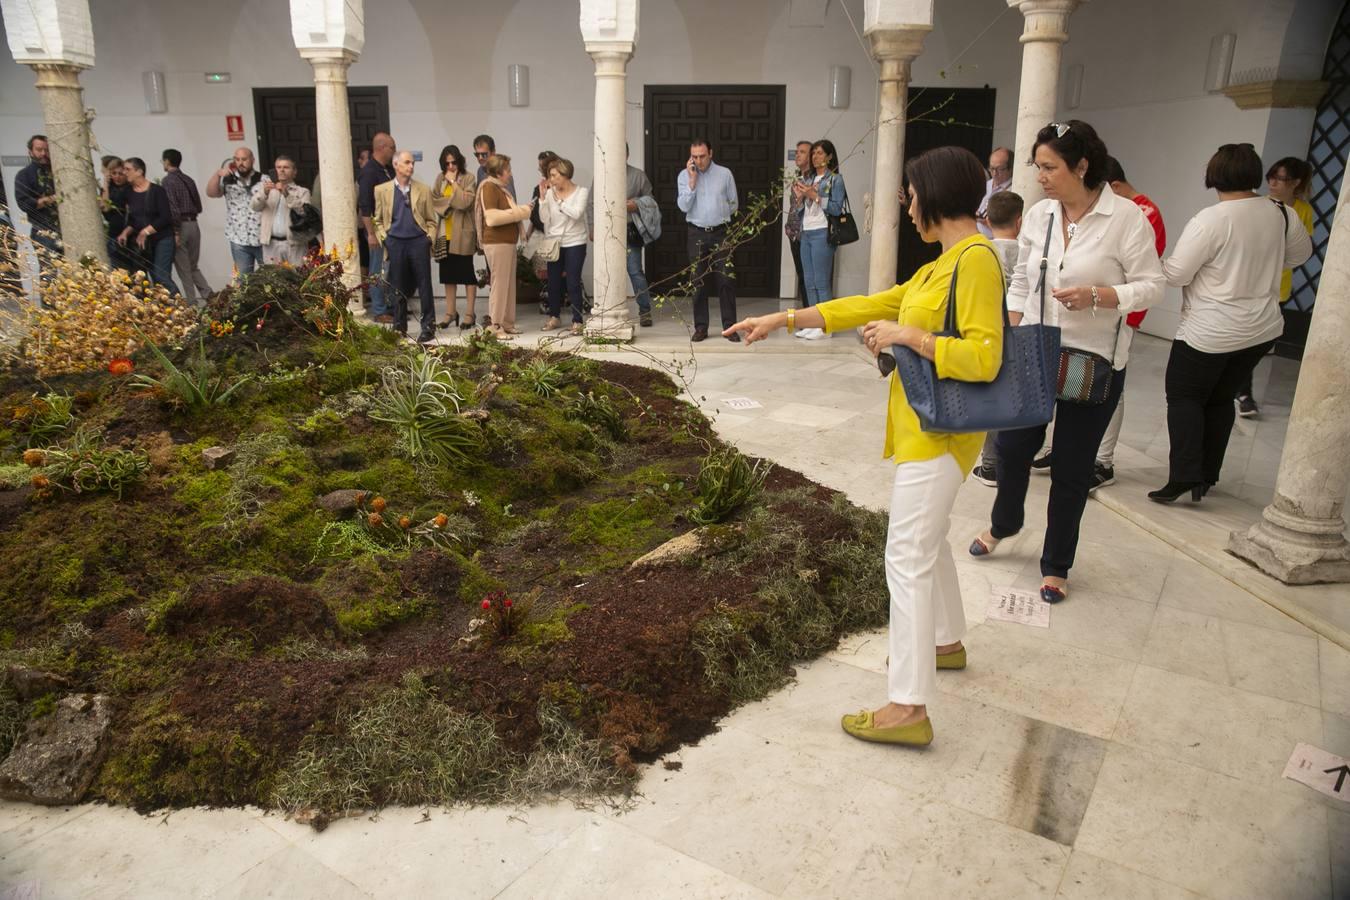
[29,692,56,718]
[564,494,666,556]
[0,464,31,490]
[317,556,425,636]
[454,553,504,604]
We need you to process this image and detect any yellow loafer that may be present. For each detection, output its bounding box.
[840,710,934,746]
[937,647,967,670]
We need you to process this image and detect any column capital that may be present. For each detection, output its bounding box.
[867,28,930,73]
[3,0,95,69]
[1007,0,1084,44]
[584,40,634,66]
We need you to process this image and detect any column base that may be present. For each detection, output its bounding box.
[584,320,635,343]
[1228,521,1350,585]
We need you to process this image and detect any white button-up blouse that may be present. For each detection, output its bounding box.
[1009,188,1165,370]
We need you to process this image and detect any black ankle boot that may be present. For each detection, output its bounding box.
[1148,481,1205,504]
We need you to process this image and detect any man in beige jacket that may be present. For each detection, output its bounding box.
[374,150,439,341]
[249,156,311,265]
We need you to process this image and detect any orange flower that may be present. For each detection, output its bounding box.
[433,513,448,529]
[367,512,384,528]
[370,496,386,513]
[107,357,135,375]
[398,516,412,530]
[22,449,45,467]
[30,473,49,489]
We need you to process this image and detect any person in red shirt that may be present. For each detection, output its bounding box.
[1091,156,1166,490]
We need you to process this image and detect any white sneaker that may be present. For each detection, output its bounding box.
[802,328,829,340]
[794,327,812,339]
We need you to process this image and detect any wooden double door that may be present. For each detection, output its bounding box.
[252,87,390,189]
[644,85,786,298]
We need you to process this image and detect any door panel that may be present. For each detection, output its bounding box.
[253,87,390,190]
[645,85,786,298]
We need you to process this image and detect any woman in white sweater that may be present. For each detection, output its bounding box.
[970,120,1164,604]
[1150,143,1313,503]
[538,157,590,335]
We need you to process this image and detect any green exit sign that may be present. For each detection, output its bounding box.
[204,72,231,84]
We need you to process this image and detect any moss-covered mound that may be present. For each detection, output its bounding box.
[0,260,886,823]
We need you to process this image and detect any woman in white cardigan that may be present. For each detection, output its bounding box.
[1150,143,1312,503]
[970,120,1164,604]
[537,157,591,335]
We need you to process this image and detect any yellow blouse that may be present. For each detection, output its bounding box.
[1279,198,1314,302]
[817,234,1005,473]
[440,183,455,240]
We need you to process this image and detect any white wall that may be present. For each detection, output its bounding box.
[0,0,1335,312]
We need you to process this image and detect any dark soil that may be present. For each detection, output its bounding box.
[0,258,886,816]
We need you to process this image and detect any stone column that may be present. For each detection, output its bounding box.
[865,29,929,294]
[584,43,634,341]
[1007,0,1084,204]
[301,50,360,292]
[1229,189,1350,584]
[29,63,106,264]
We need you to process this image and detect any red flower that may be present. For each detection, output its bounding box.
[107,357,135,375]
[481,599,491,609]
[503,599,512,609]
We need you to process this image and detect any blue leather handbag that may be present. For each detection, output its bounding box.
[891,238,1060,434]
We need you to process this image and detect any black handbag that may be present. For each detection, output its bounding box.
[891,243,1060,434]
[1038,212,1119,405]
[289,203,323,241]
[825,178,859,246]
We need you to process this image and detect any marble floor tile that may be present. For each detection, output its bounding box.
[1324,712,1350,756]
[1112,665,1325,795]
[1074,744,1330,900]
[1157,561,1314,637]
[1054,851,1202,899]
[779,781,1069,900]
[609,724,867,895]
[0,803,93,850]
[980,588,1157,663]
[0,806,292,900]
[935,625,1137,739]
[1140,605,1232,685]
[1319,637,1350,720]
[1331,809,1350,900]
[289,802,586,899]
[765,401,862,429]
[1062,538,1175,604]
[215,846,371,900]
[1220,618,1321,707]
[496,817,772,899]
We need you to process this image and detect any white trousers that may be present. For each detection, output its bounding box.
[1095,394,1125,467]
[885,453,967,706]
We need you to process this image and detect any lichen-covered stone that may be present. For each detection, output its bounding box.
[317,489,366,514]
[0,694,114,805]
[5,666,72,701]
[201,446,235,470]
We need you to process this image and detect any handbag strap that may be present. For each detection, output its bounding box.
[942,242,1011,335]
[1034,211,1054,323]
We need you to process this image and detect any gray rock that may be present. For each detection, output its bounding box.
[317,489,366,514]
[202,446,235,470]
[5,666,71,701]
[0,694,114,805]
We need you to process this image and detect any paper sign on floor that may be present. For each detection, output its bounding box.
[721,397,762,410]
[987,588,1051,628]
[1283,742,1350,803]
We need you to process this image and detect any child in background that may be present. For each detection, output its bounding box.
[971,189,1023,486]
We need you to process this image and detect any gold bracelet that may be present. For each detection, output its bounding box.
[786,308,796,333]
[920,333,934,357]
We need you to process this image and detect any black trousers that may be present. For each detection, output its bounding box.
[789,237,805,303]
[1165,339,1273,484]
[686,225,737,330]
[385,233,435,336]
[992,367,1126,579]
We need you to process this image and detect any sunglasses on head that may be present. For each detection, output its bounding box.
[1049,122,1071,139]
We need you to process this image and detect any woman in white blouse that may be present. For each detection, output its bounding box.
[970,120,1164,603]
[1150,143,1312,503]
[537,157,591,335]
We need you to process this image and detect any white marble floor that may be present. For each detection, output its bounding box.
[3,312,1348,899]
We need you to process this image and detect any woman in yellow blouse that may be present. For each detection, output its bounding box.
[432,145,480,330]
[725,147,1004,747]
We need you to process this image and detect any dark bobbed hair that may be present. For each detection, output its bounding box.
[162,148,182,168]
[1205,143,1263,192]
[1103,155,1127,184]
[473,134,496,152]
[811,139,840,173]
[1266,156,1313,199]
[1032,120,1109,189]
[903,146,987,230]
[101,154,122,169]
[985,190,1024,229]
[124,157,147,175]
[439,144,467,175]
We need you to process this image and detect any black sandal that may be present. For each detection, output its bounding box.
[438,312,459,330]
[459,314,476,330]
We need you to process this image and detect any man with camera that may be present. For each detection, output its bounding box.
[249,156,311,266]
